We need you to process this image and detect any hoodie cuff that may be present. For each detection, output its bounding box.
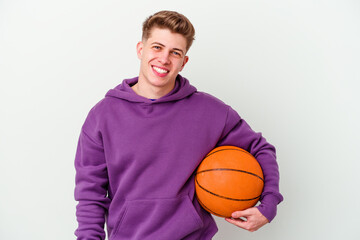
[256,194,282,223]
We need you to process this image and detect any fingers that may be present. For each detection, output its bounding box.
[225,217,259,232]
[231,208,252,219]
[225,207,269,232]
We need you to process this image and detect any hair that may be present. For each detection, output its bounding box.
[142,10,195,52]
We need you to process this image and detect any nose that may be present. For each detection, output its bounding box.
[158,51,170,65]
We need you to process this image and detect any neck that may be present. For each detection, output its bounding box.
[131,78,176,99]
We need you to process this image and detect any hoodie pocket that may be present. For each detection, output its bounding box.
[111,196,204,240]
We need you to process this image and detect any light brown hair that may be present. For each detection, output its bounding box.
[142,10,195,52]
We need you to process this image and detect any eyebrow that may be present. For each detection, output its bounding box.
[151,42,185,54]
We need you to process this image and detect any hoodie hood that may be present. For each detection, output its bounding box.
[105,74,197,104]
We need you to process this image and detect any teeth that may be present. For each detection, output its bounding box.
[153,66,168,74]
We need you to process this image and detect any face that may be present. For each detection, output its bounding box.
[136,27,189,93]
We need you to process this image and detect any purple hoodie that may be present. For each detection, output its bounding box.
[74,75,283,240]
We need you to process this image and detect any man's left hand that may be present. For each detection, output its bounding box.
[225,207,269,232]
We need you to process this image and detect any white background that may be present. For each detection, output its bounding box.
[1,0,359,239]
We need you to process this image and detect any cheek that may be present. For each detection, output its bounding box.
[176,59,187,70]
[145,52,158,63]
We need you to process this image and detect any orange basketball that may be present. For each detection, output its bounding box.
[195,146,264,218]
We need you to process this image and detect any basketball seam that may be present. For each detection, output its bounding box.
[196,195,226,218]
[195,176,262,202]
[196,168,264,182]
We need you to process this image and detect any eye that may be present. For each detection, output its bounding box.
[153,45,161,50]
[172,51,181,57]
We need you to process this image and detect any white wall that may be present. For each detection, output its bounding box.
[1,0,359,239]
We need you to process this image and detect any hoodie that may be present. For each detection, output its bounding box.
[74,75,283,240]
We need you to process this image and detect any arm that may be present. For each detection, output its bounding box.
[74,117,110,240]
[218,107,283,230]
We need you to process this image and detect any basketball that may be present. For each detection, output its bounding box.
[195,146,264,218]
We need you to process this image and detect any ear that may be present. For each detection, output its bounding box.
[180,56,189,71]
[136,41,144,60]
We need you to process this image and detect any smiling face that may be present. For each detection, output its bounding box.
[135,27,189,98]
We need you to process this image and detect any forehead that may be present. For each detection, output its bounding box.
[145,27,187,52]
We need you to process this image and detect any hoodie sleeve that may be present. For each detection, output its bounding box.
[217,106,283,222]
[74,110,110,240]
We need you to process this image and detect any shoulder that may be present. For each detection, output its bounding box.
[191,91,242,123]
[191,91,230,109]
[87,97,111,117]
[180,91,233,125]
[82,97,116,131]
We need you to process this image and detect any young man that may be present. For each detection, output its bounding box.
[74,10,283,240]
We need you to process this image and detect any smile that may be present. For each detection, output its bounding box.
[152,66,169,74]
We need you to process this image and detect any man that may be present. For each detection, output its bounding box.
[74,10,283,240]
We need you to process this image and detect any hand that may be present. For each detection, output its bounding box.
[225,207,269,232]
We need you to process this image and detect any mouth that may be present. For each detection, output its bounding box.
[152,65,170,77]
